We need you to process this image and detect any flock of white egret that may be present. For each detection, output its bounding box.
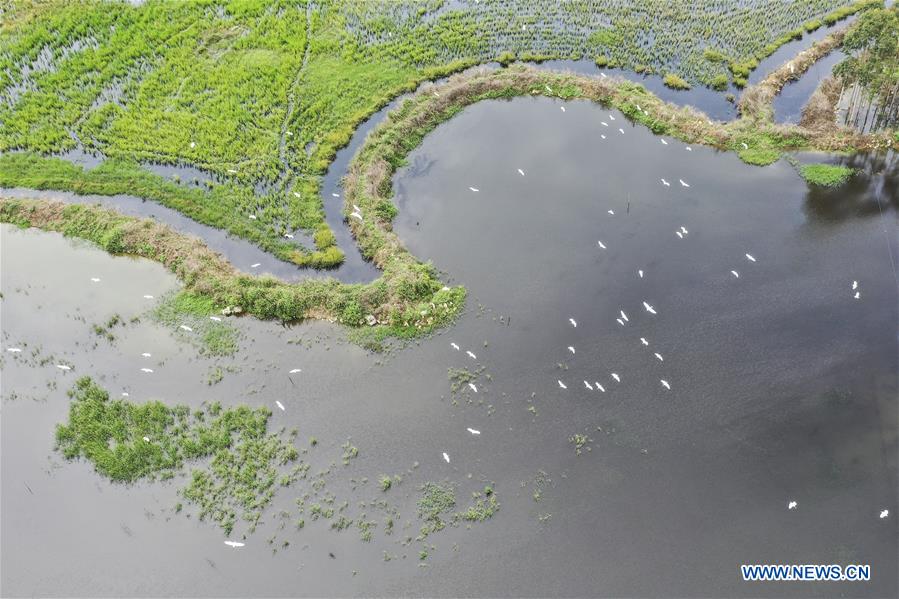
[450,99,886,521]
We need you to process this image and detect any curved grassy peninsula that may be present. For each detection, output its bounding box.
[2,57,895,338]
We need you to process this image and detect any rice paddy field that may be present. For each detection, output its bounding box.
[1,1,898,597]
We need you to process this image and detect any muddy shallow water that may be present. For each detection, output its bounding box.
[2,96,897,597]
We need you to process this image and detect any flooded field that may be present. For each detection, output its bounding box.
[2,97,897,597]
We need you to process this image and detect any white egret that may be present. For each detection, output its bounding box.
[880,509,889,519]
[600,72,607,78]
[284,234,294,239]
[90,277,100,283]
[251,263,260,268]
[209,316,222,322]
[654,353,663,362]
[7,347,22,353]
[685,147,692,151]
[276,401,285,411]
[224,541,245,548]
[350,212,363,221]
[180,325,193,331]
[545,85,553,93]
[595,383,606,392]
[584,380,593,390]
[353,204,362,212]
[558,380,567,389]
[600,134,606,139]
[679,179,690,187]
[680,226,688,235]
[643,302,656,315]
[676,231,683,239]
[466,350,477,360]
[731,270,740,278]
[518,169,525,176]
[560,106,566,112]
[638,269,644,278]
[469,187,479,192]
[190,142,196,148]
[568,346,576,354]
[745,253,756,262]
[56,364,71,371]
[661,139,668,145]
[636,104,642,111]
[611,373,620,383]
[852,280,858,290]
[601,121,609,127]
[143,436,150,442]
[661,178,670,186]
[442,452,450,463]
[122,393,129,397]
[741,142,748,149]
[451,342,460,351]
[143,295,154,299]
[331,193,339,198]
[788,501,797,510]
[620,310,628,322]
[640,338,649,346]
[597,240,607,249]
[618,128,624,134]
[616,318,625,326]
[289,368,302,374]
[609,115,615,121]
[141,368,153,373]
[248,215,257,220]
[854,291,861,299]
[468,383,478,393]
[141,353,151,358]
[660,379,670,390]
[467,428,481,435]
[608,209,615,215]
[569,318,577,328]
[227,169,237,174]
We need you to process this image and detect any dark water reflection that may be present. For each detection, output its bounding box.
[2,97,896,597]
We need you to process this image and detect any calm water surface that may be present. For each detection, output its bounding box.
[2,97,896,597]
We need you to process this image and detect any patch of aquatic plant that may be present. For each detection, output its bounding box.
[569,433,591,455]
[416,481,500,541]
[447,366,484,393]
[55,377,299,535]
[91,313,125,342]
[798,163,856,186]
[663,74,691,90]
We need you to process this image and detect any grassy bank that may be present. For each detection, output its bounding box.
[0,198,464,340]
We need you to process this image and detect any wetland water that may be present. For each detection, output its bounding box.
[2,97,897,597]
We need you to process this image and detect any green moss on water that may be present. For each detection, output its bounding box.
[798,163,856,187]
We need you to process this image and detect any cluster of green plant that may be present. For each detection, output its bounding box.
[798,163,856,186]
[415,481,499,541]
[55,377,299,533]
[663,73,691,90]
